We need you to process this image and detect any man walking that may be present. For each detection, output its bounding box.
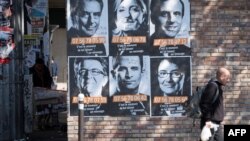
[200,67,231,141]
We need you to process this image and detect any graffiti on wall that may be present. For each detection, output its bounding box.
[24,75,33,133]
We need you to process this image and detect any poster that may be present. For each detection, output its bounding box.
[30,0,47,34]
[67,0,192,117]
[0,0,14,64]
[108,0,149,56]
[67,0,109,56]
[149,0,191,56]
[24,0,47,34]
[24,35,40,68]
[150,56,191,116]
[69,56,109,116]
[23,0,49,64]
[109,56,150,116]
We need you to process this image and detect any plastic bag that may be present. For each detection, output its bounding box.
[200,125,212,141]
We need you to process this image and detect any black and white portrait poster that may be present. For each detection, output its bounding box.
[150,56,191,116]
[109,56,150,116]
[67,0,109,56]
[108,0,149,56]
[66,0,193,117]
[149,0,190,56]
[68,56,109,116]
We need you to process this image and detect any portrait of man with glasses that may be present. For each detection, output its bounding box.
[151,57,191,116]
[69,57,109,116]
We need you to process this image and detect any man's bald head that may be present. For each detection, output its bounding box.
[216,67,231,85]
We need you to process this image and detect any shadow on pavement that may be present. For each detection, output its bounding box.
[28,127,67,141]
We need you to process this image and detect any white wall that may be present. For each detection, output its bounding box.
[50,28,67,83]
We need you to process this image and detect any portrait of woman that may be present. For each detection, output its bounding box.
[151,57,191,116]
[110,0,148,36]
[109,0,149,55]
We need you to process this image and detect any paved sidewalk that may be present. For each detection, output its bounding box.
[28,128,67,141]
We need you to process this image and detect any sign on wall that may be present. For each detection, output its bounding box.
[67,0,191,117]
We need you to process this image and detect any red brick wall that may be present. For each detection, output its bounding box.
[67,0,250,140]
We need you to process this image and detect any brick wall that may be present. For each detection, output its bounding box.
[67,0,250,140]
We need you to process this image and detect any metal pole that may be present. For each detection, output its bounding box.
[78,93,84,141]
[13,0,25,139]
